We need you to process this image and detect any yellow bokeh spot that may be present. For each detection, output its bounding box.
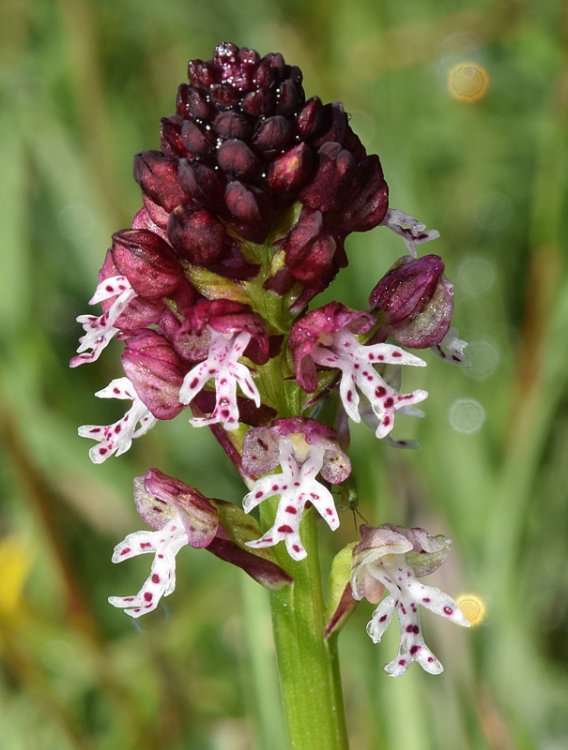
[456,593,487,626]
[448,62,489,102]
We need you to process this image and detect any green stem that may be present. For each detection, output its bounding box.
[261,504,349,750]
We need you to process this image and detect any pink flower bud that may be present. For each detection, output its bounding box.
[111,229,182,299]
[121,331,185,420]
[133,151,187,212]
[167,205,228,265]
[369,255,454,348]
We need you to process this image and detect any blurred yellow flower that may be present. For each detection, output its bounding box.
[0,534,34,620]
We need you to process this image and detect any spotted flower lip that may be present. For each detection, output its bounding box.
[351,525,470,676]
[70,273,137,368]
[241,418,351,560]
[109,469,291,618]
[78,377,157,463]
[290,302,428,438]
[177,300,269,431]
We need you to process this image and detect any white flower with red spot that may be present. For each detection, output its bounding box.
[241,419,351,560]
[109,518,189,618]
[179,329,260,430]
[70,275,136,367]
[351,525,470,676]
[78,377,157,463]
[290,303,428,439]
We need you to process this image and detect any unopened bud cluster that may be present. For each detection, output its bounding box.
[72,43,469,675]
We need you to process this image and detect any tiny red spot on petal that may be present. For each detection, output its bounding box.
[277,525,293,534]
[443,606,454,616]
[144,592,153,601]
[151,574,160,583]
[285,505,297,514]
[120,548,131,556]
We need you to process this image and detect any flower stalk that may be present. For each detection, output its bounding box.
[262,505,349,750]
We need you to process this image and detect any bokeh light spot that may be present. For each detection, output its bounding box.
[448,62,489,102]
[463,340,500,380]
[457,593,487,626]
[449,398,485,434]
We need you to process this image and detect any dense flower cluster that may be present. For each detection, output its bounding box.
[73,42,468,675]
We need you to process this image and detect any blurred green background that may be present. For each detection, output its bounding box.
[1,0,567,748]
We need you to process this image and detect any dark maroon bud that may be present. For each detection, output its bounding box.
[238,46,261,68]
[300,142,355,212]
[122,332,185,420]
[176,84,214,121]
[254,58,279,88]
[160,116,185,157]
[296,97,325,139]
[241,88,273,117]
[210,83,240,109]
[284,209,337,283]
[263,52,286,78]
[342,126,367,162]
[332,155,389,233]
[134,151,187,212]
[213,111,252,140]
[112,229,182,299]
[213,41,239,72]
[177,160,225,209]
[181,120,214,156]
[275,79,304,116]
[167,205,227,265]
[224,180,263,226]
[187,59,214,88]
[369,255,454,348]
[252,115,294,156]
[287,65,303,84]
[313,103,348,147]
[267,143,313,194]
[217,139,261,179]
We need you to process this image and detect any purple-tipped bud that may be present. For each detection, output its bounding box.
[224,181,273,242]
[283,208,337,283]
[111,229,182,299]
[252,116,294,156]
[177,161,225,209]
[313,103,348,147]
[217,139,262,179]
[332,155,389,233]
[296,97,325,139]
[160,116,186,157]
[140,468,219,548]
[167,205,228,265]
[176,83,214,121]
[267,143,313,194]
[181,120,215,156]
[213,111,252,140]
[133,151,187,212]
[121,331,185,420]
[300,142,355,213]
[369,255,454,348]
